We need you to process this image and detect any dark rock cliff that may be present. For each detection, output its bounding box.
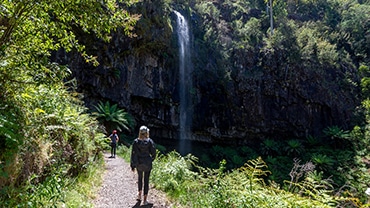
[54,2,360,145]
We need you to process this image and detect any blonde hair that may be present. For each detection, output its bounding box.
[138,131,149,139]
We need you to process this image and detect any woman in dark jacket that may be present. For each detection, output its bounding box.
[130,126,156,205]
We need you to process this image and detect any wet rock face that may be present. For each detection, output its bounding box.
[54,5,360,145]
[57,40,359,145]
[193,58,359,144]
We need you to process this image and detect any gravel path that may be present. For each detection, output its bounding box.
[93,152,175,208]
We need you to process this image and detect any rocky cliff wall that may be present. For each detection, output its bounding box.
[54,3,360,145]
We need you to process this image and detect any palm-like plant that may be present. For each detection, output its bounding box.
[93,101,134,132]
[305,135,320,147]
[311,153,335,172]
[285,139,304,156]
[260,138,279,156]
[323,126,350,140]
[323,126,351,150]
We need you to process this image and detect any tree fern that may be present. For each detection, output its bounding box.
[92,101,134,132]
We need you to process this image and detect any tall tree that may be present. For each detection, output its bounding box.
[0,0,140,89]
[0,0,140,192]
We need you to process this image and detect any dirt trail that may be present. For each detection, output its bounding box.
[93,152,174,208]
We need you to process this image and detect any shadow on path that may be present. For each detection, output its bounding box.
[132,200,153,208]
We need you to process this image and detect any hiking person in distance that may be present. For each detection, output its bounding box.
[109,130,119,158]
[130,126,156,206]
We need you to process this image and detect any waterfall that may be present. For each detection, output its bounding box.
[174,11,192,154]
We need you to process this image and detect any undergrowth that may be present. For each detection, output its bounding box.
[0,152,105,207]
[116,144,366,208]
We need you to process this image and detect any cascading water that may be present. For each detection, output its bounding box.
[174,11,192,155]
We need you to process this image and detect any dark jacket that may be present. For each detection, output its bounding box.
[130,138,156,172]
[109,133,118,144]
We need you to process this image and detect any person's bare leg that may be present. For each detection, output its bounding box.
[143,195,148,204]
[137,190,142,201]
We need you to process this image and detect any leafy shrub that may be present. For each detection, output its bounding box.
[151,151,198,196]
[284,139,305,156]
[150,152,348,207]
[0,82,105,204]
[311,153,336,172]
[323,126,350,140]
[305,135,320,147]
[260,138,280,156]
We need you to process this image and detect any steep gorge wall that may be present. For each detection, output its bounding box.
[54,2,360,145]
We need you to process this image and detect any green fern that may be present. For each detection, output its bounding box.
[0,113,20,150]
[93,101,134,132]
[238,157,271,193]
[151,151,198,195]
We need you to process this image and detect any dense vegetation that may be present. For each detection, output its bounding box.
[116,146,362,207]
[0,0,369,207]
[0,0,138,206]
[147,0,369,205]
[188,0,370,205]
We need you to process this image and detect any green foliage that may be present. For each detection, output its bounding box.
[151,151,198,196]
[286,159,315,191]
[0,0,139,63]
[359,65,370,77]
[93,101,135,133]
[29,172,68,208]
[285,139,304,156]
[241,157,271,192]
[151,152,346,208]
[296,21,339,66]
[128,0,172,55]
[361,77,370,98]
[260,138,280,155]
[305,135,320,147]
[263,19,301,64]
[155,143,167,153]
[0,153,104,207]
[62,157,104,207]
[201,145,254,169]
[350,125,369,155]
[1,168,69,207]
[0,0,368,206]
[311,153,335,172]
[338,98,370,204]
[0,107,21,153]
[323,125,350,140]
[339,3,370,64]
[265,156,289,182]
[117,144,132,161]
[0,0,140,205]
[2,83,104,182]
[286,169,337,205]
[360,65,370,98]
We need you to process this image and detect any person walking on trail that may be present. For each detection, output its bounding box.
[109,130,119,158]
[130,126,156,206]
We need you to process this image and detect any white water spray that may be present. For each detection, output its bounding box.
[174,11,192,154]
